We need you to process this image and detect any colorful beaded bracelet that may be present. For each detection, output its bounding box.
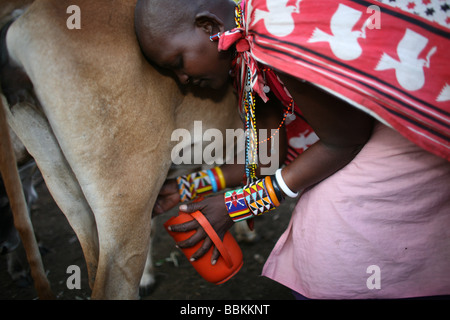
[243,178,276,215]
[224,175,284,223]
[177,167,226,202]
[224,188,252,222]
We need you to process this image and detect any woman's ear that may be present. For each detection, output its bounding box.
[195,11,225,35]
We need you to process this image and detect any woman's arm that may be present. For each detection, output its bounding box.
[278,73,374,192]
[173,75,374,263]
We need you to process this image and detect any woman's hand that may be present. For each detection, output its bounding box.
[152,179,180,217]
[169,195,234,264]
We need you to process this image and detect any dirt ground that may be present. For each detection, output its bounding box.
[0,173,297,300]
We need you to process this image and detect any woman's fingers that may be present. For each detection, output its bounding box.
[211,247,220,265]
[189,237,213,262]
[179,200,205,213]
[168,219,199,233]
[152,192,181,216]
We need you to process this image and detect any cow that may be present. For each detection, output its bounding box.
[1,0,243,299]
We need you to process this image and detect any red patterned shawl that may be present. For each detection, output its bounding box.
[220,0,450,161]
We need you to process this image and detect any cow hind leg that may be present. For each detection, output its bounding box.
[0,18,53,298]
[139,222,156,297]
[3,101,100,292]
[0,96,54,299]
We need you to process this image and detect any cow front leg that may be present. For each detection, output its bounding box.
[87,154,172,300]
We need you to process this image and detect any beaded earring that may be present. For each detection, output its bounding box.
[210,32,221,42]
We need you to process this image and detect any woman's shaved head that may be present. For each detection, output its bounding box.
[135,0,206,41]
[134,0,237,89]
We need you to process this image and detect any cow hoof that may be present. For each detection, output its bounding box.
[235,230,260,243]
[139,273,156,297]
[38,244,51,256]
[234,222,259,243]
[15,274,33,288]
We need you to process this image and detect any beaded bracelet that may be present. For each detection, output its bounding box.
[224,188,252,222]
[224,175,284,223]
[177,167,226,202]
[243,178,276,215]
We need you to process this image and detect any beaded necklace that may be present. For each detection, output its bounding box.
[233,4,293,183]
[244,67,258,182]
[233,5,258,183]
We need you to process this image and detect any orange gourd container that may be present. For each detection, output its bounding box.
[164,210,243,285]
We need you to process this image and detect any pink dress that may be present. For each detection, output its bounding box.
[262,123,450,299]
